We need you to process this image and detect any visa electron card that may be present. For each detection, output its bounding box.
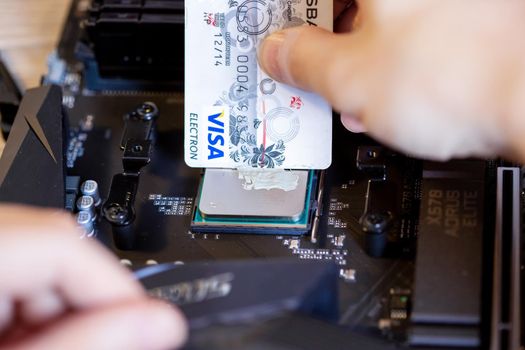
[185,0,333,169]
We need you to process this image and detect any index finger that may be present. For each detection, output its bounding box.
[0,205,144,309]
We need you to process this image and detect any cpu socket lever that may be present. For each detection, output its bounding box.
[102,102,158,249]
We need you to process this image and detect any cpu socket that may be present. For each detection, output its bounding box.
[192,169,317,235]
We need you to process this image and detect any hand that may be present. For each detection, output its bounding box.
[0,205,187,350]
[259,0,525,161]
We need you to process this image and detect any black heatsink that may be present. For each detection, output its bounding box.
[0,85,65,208]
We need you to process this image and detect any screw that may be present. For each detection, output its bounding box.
[104,204,129,225]
[362,212,392,233]
[136,102,158,121]
[132,145,143,153]
[141,104,153,114]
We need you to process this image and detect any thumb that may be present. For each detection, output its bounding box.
[258,26,361,111]
[5,300,188,350]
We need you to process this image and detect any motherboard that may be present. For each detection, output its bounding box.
[0,1,522,349]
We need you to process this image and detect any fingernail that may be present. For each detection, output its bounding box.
[141,301,188,350]
[341,113,367,133]
[258,31,287,82]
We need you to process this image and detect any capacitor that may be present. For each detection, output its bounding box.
[120,259,133,267]
[76,211,94,237]
[81,180,101,206]
[77,195,96,219]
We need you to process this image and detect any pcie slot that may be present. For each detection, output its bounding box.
[491,168,521,350]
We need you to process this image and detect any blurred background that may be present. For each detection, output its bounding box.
[0,0,71,154]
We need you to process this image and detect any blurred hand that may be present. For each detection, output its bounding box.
[259,0,525,161]
[0,205,187,350]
